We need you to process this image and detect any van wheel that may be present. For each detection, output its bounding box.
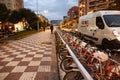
[102,39,110,49]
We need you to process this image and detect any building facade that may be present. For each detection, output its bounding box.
[63,16,69,23]
[78,0,115,16]
[67,6,79,20]
[0,0,24,10]
[79,0,88,16]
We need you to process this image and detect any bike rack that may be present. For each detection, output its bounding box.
[57,29,93,80]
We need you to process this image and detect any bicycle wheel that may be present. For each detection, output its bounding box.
[63,71,84,80]
[59,51,68,60]
[60,57,76,72]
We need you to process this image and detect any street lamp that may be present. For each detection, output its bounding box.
[36,0,39,31]
[0,21,2,29]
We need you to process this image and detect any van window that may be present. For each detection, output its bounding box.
[96,17,104,29]
[103,15,120,27]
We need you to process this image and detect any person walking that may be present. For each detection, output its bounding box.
[50,24,54,34]
[43,27,45,31]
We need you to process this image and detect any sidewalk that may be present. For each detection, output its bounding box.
[0,30,59,80]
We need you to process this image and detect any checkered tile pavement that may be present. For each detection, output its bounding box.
[0,31,58,80]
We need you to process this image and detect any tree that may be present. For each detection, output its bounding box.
[19,8,38,30]
[0,3,10,29]
[8,10,20,24]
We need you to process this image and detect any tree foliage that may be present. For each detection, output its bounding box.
[18,8,38,30]
[8,10,20,24]
[0,3,10,23]
[0,3,49,31]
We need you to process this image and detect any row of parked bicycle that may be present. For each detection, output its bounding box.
[55,29,120,80]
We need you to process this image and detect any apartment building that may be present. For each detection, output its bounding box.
[79,0,88,16]
[79,0,115,16]
[15,0,24,10]
[67,6,79,20]
[0,0,24,10]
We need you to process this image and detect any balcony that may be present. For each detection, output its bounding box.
[109,0,115,4]
[95,2,107,6]
[89,3,96,7]
[89,0,96,2]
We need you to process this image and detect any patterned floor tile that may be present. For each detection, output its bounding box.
[25,54,34,57]
[4,72,22,80]
[11,66,27,72]
[40,61,51,65]
[0,73,9,80]
[28,61,41,66]
[0,66,3,70]
[19,72,36,80]
[8,54,17,57]
[37,50,45,52]
[0,66,14,72]
[12,58,23,61]
[2,58,14,61]
[18,61,30,66]
[12,52,21,55]
[0,58,4,61]
[0,55,9,58]
[0,31,58,80]
[21,57,33,61]
[32,58,41,61]
[6,61,20,66]
[22,50,31,53]
[38,66,51,72]
[0,62,9,66]
[34,54,43,57]
[28,52,36,55]
[35,72,51,80]
[43,54,51,57]
[41,57,51,61]
[25,66,38,72]
[16,54,26,58]
[44,52,52,54]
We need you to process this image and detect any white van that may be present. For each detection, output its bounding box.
[78,10,120,49]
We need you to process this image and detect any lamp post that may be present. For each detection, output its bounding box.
[36,0,39,31]
[0,21,1,29]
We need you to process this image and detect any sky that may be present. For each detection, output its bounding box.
[23,0,78,20]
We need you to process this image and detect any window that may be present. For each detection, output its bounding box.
[96,17,104,29]
[103,15,120,27]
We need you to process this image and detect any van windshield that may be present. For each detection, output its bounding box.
[103,15,120,27]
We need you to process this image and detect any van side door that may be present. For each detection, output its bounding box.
[92,16,105,41]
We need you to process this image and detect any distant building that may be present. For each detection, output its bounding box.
[51,20,62,26]
[0,0,24,10]
[67,6,79,20]
[78,0,115,16]
[63,16,69,23]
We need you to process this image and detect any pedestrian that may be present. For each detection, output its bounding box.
[50,24,54,34]
[43,27,45,31]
